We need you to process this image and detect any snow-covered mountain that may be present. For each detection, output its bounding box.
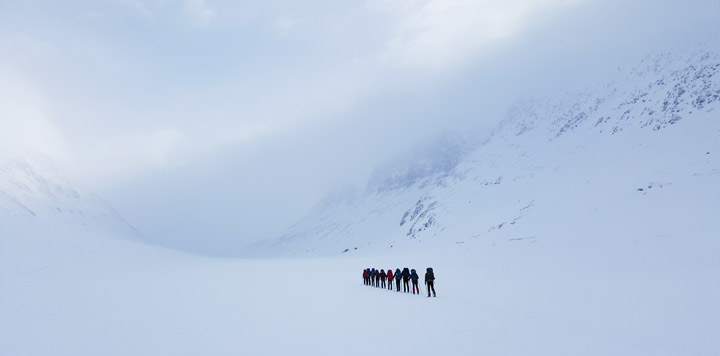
[2,50,719,356]
[255,50,720,257]
[0,147,141,240]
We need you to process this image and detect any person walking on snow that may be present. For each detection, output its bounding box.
[380,269,387,288]
[394,268,402,292]
[374,268,381,287]
[363,269,368,285]
[386,269,394,290]
[410,269,420,295]
[425,267,436,297]
[370,268,376,287]
[401,267,411,293]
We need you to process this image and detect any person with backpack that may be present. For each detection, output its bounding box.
[425,267,436,297]
[401,267,411,293]
[380,269,387,288]
[366,268,371,286]
[394,268,402,292]
[386,268,394,290]
[363,269,368,285]
[374,268,381,287]
[410,269,420,295]
[370,268,376,287]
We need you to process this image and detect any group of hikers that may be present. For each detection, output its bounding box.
[362,267,437,297]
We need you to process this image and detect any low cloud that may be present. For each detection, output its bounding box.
[184,0,215,26]
[0,69,69,160]
[372,0,583,70]
[2,0,718,253]
[273,15,302,36]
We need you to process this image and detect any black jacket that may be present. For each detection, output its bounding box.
[425,268,435,283]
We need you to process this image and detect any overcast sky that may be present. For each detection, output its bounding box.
[1,0,718,254]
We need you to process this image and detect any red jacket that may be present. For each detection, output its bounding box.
[387,270,393,279]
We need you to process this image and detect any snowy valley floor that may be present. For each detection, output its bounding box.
[2,229,718,356]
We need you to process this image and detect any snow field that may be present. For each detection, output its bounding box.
[2,226,719,356]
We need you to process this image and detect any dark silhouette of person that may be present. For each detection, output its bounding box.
[410,269,420,294]
[425,267,436,297]
[401,267,410,293]
[394,268,402,292]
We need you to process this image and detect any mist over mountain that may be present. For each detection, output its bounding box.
[252,49,720,257]
[367,133,472,194]
[0,147,141,240]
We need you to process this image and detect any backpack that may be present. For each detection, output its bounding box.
[426,267,435,281]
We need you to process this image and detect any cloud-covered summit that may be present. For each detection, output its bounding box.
[1,0,718,253]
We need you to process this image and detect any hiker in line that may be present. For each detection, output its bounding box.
[394,268,402,292]
[363,269,368,285]
[374,268,381,287]
[425,267,436,297]
[371,268,376,287]
[380,269,387,288]
[402,267,411,293]
[366,268,372,286]
[386,268,394,290]
[410,268,420,295]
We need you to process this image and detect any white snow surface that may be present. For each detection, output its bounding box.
[0,148,141,241]
[2,50,720,355]
[2,229,719,355]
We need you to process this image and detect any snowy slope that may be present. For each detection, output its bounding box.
[255,50,720,257]
[0,147,141,240]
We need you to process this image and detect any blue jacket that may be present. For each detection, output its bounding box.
[410,269,419,282]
